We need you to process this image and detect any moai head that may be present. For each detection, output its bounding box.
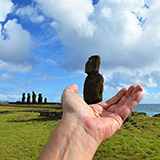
[85,55,100,74]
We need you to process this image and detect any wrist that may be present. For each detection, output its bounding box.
[40,114,99,160]
[56,116,98,160]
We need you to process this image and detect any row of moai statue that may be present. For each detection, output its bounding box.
[22,91,47,104]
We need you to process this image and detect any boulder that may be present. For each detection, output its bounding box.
[152,113,160,117]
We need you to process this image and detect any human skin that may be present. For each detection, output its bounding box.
[40,84,143,160]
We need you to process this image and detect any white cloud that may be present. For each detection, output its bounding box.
[39,58,57,66]
[16,81,32,88]
[122,11,142,45]
[0,86,26,102]
[0,0,13,22]
[34,0,160,90]
[0,19,34,73]
[141,89,160,104]
[102,66,159,91]
[0,93,8,101]
[0,73,14,81]
[1,0,158,102]
[36,0,96,37]
[16,5,45,23]
[100,7,112,18]
[0,19,33,62]
[0,60,32,73]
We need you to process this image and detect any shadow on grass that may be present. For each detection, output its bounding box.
[7,115,62,122]
[7,111,63,122]
[1,110,62,115]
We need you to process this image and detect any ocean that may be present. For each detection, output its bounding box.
[133,104,160,117]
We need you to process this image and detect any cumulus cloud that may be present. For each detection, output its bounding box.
[141,89,160,104]
[0,86,25,102]
[0,0,13,22]
[0,60,32,73]
[16,5,45,23]
[0,19,34,62]
[35,0,160,89]
[36,0,96,37]
[0,19,34,72]
[1,0,159,101]
[0,73,14,81]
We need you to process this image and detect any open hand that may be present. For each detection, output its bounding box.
[61,84,143,144]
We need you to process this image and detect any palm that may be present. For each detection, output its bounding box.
[62,84,143,143]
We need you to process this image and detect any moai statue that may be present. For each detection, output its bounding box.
[22,93,25,103]
[44,98,47,104]
[32,91,37,103]
[38,94,43,104]
[27,93,31,103]
[83,55,104,104]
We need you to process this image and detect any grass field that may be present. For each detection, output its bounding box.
[0,104,160,160]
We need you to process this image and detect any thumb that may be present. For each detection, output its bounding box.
[61,84,78,104]
[67,84,78,93]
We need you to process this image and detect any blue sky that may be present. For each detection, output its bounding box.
[0,0,160,104]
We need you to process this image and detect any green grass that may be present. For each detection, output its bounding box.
[0,103,62,112]
[0,104,61,160]
[0,104,160,160]
[94,116,160,160]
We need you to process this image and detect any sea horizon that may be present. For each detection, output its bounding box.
[134,104,160,117]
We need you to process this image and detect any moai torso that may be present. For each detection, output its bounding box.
[22,93,25,103]
[32,91,37,103]
[83,55,104,104]
[27,93,31,103]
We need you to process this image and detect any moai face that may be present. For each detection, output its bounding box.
[85,55,100,74]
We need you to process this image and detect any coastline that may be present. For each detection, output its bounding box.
[133,104,160,117]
